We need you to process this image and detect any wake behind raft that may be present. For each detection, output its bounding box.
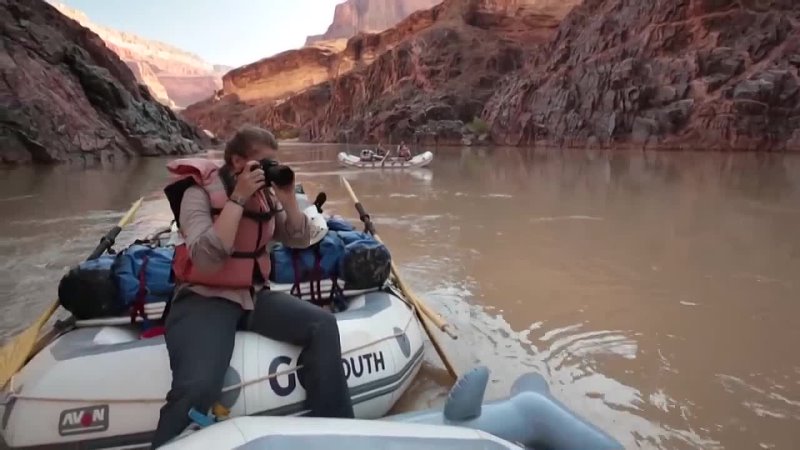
[0,186,622,450]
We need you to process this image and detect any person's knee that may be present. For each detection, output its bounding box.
[314,310,340,339]
[171,375,222,410]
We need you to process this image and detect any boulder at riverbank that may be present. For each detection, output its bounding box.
[1,0,207,164]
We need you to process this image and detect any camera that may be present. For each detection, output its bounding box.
[252,158,294,188]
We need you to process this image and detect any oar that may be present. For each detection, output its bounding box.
[0,197,145,389]
[380,147,392,168]
[340,177,459,381]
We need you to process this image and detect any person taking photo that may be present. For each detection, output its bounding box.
[153,125,354,448]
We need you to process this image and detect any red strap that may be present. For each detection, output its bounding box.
[289,247,333,308]
[290,250,303,299]
[141,326,165,339]
[310,247,325,306]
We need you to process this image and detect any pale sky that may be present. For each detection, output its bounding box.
[57,0,342,67]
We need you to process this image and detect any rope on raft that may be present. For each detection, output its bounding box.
[5,292,420,405]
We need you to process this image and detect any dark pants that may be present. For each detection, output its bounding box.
[150,290,354,448]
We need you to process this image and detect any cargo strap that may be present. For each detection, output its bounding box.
[129,255,151,329]
[128,253,166,339]
[289,247,346,312]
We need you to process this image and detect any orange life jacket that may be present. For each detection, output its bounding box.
[163,158,276,289]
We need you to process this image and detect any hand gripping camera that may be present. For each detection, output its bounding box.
[252,159,294,188]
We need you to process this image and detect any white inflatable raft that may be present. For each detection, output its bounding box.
[0,287,424,449]
[160,416,526,450]
[337,151,433,169]
[162,366,623,450]
[158,366,623,450]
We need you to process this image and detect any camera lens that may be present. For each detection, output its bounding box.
[250,159,294,187]
[269,165,294,187]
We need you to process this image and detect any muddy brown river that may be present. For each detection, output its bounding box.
[1,145,798,449]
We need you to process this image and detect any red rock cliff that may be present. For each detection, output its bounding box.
[1,0,206,164]
[220,0,444,104]
[483,0,800,151]
[51,2,224,109]
[305,0,442,45]
[183,0,574,143]
[222,46,345,103]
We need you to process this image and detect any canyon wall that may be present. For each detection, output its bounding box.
[51,2,224,109]
[184,0,571,143]
[1,0,206,164]
[222,46,346,103]
[182,0,798,151]
[220,1,446,104]
[483,0,800,151]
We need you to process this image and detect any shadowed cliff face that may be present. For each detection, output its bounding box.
[305,0,442,46]
[183,0,570,144]
[50,2,226,109]
[0,0,206,164]
[483,0,800,151]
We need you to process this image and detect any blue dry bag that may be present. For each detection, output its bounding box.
[112,244,176,307]
[270,232,344,284]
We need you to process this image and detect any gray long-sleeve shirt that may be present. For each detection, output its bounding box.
[177,185,312,310]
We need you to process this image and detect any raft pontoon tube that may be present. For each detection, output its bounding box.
[0,288,425,449]
[161,416,527,449]
[159,365,623,450]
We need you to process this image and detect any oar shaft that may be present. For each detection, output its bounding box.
[389,261,458,340]
[415,300,459,379]
[341,179,453,335]
[340,177,458,381]
[118,197,144,227]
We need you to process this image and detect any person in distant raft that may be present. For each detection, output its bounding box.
[397,141,411,160]
[152,126,354,448]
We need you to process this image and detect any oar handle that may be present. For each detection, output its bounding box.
[354,202,376,235]
[85,197,144,261]
[86,226,121,261]
[342,179,377,235]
